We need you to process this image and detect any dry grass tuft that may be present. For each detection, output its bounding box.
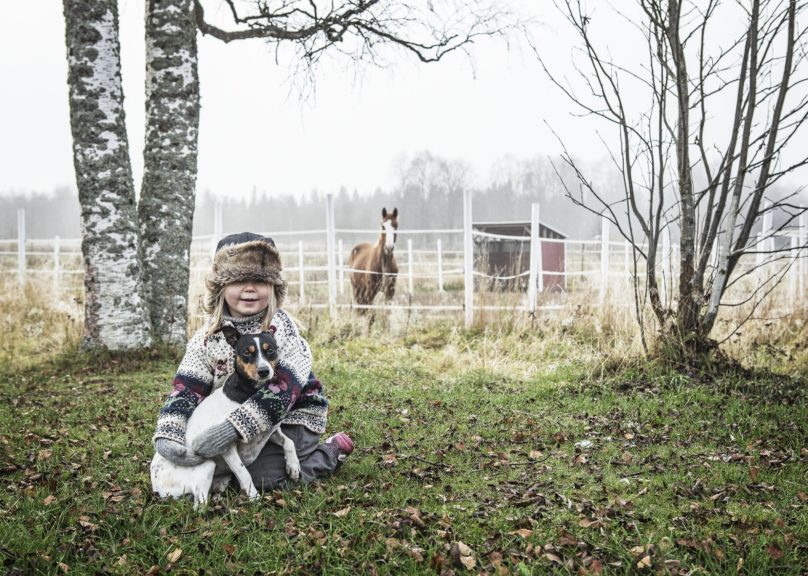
[0,276,83,370]
[3,271,805,375]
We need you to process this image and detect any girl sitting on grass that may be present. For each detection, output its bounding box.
[152,232,353,489]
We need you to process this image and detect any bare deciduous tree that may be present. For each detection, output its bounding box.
[63,0,152,350]
[540,0,808,357]
[139,0,200,346]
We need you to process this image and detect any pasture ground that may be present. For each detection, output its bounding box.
[1,305,806,575]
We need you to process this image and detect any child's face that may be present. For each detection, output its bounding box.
[223,282,271,318]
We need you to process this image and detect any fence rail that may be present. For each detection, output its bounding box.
[2,201,807,325]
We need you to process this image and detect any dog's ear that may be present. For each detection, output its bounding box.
[217,325,242,348]
[260,332,279,360]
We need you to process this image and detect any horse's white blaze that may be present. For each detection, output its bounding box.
[383,220,396,251]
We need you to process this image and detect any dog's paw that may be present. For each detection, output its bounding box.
[247,485,260,500]
[287,461,301,481]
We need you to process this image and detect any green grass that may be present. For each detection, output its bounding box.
[1,323,806,575]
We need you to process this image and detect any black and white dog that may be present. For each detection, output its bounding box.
[150,326,299,507]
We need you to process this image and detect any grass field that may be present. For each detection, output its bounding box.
[1,305,806,575]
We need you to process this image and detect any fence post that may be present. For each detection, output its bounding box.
[298,240,306,305]
[757,201,773,282]
[17,208,25,285]
[338,238,344,296]
[800,212,807,299]
[463,189,474,328]
[624,239,630,281]
[326,193,337,317]
[527,203,541,312]
[53,235,61,295]
[763,200,774,253]
[660,225,672,305]
[599,217,609,305]
[407,238,414,295]
[211,201,223,259]
[437,239,444,292]
[790,235,798,303]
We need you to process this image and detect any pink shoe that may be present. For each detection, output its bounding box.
[326,432,354,459]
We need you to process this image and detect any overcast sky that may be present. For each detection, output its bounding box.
[0,0,604,201]
[2,2,805,202]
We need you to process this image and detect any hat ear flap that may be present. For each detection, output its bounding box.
[217,325,242,348]
[274,281,287,309]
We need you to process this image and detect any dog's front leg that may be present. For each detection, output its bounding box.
[271,429,300,481]
[220,445,259,500]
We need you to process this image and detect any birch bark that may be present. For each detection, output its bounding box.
[63,0,152,349]
[139,0,200,345]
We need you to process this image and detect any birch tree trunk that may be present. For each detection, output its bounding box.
[63,0,152,350]
[139,0,200,346]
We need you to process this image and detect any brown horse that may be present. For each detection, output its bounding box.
[348,207,399,308]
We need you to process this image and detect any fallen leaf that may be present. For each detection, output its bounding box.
[766,544,783,559]
[407,546,425,563]
[167,548,183,563]
[78,516,98,531]
[223,544,236,555]
[430,553,445,572]
[557,529,577,547]
[43,495,57,506]
[636,555,652,569]
[334,506,351,517]
[450,541,476,570]
[58,563,69,573]
[509,528,533,538]
[630,546,645,555]
[544,552,563,565]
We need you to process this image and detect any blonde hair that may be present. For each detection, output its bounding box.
[204,283,278,338]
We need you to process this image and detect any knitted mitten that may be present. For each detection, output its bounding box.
[155,438,205,466]
[191,420,239,458]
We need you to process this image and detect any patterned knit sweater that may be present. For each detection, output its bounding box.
[153,309,328,446]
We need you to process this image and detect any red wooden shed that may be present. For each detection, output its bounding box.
[473,220,567,292]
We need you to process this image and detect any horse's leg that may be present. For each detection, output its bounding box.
[383,267,397,303]
[384,276,395,302]
[351,276,367,314]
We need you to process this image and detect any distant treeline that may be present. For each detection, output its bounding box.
[1,153,603,244]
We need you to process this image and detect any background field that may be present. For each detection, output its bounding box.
[1,279,806,575]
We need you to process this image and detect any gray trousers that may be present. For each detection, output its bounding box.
[246,424,341,490]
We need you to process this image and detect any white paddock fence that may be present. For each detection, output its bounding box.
[2,194,807,327]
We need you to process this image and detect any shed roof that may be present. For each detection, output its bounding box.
[473,220,568,239]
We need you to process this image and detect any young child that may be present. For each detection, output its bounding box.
[153,232,353,489]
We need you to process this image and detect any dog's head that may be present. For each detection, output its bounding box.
[219,326,279,387]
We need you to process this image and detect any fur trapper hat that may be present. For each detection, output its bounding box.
[204,232,287,311]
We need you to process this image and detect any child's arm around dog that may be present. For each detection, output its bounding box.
[153,308,325,463]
